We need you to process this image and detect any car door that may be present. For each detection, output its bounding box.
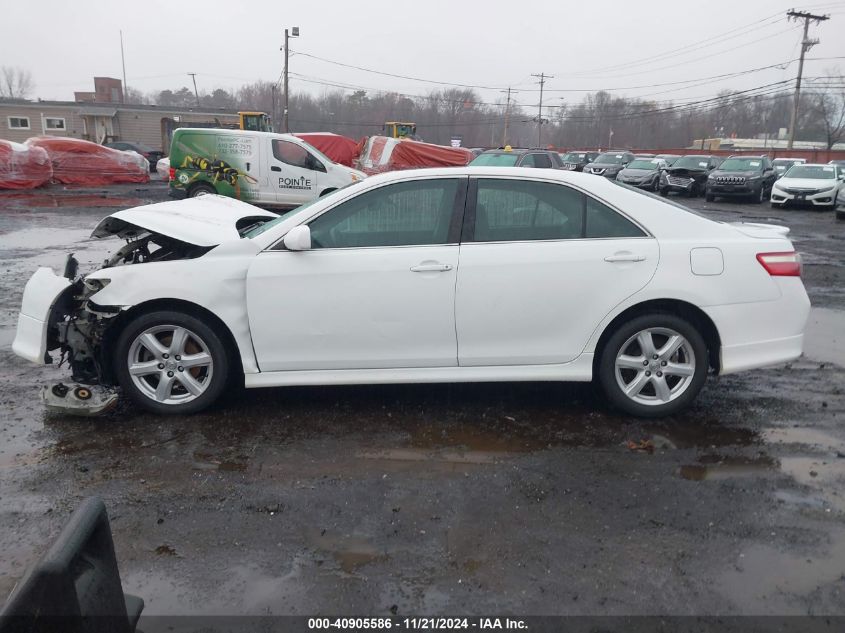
[455,177,659,366]
[246,177,467,372]
[269,138,320,206]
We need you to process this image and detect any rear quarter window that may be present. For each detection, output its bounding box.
[585,197,646,239]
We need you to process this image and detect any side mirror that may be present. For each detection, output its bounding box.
[283,225,312,251]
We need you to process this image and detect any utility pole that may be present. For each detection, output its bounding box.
[786,9,829,149]
[271,84,277,131]
[188,72,200,107]
[282,26,300,133]
[119,30,127,103]
[500,87,513,147]
[531,72,553,147]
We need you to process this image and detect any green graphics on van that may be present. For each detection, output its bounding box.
[169,130,260,201]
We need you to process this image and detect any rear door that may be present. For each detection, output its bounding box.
[455,177,659,366]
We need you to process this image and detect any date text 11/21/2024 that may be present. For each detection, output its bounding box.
[307,618,528,630]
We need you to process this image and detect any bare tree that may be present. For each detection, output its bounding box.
[809,71,845,149]
[0,66,34,99]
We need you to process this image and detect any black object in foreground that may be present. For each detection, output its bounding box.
[0,497,143,633]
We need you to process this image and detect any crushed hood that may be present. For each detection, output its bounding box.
[91,195,277,246]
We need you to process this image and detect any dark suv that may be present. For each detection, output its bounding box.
[469,148,563,169]
[705,155,777,203]
[559,151,600,172]
[659,155,722,197]
[583,151,636,178]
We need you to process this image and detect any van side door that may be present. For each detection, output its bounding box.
[269,138,320,207]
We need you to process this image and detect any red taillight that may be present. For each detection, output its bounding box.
[756,251,802,277]
[168,167,175,181]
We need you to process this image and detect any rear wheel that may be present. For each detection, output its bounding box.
[114,311,230,414]
[598,314,708,418]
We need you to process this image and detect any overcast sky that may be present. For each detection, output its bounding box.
[3,0,844,110]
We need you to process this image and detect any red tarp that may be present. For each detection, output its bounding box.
[25,137,150,186]
[390,139,473,170]
[0,140,53,189]
[357,136,473,175]
[294,133,360,167]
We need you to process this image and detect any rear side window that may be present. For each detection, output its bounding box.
[308,178,460,248]
[520,154,536,167]
[473,179,582,241]
[586,197,645,238]
[532,154,552,168]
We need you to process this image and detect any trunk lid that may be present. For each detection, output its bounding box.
[729,222,791,239]
[91,195,277,247]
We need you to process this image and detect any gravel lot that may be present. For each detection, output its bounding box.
[0,181,843,615]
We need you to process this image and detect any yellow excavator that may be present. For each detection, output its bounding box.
[239,112,273,132]
[384,121,416,139]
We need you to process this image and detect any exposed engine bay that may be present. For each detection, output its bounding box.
[51,232,212,386]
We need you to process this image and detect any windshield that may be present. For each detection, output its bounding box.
[625,160,660,170]
[470,153,520,166]
[561,152,587,162]
[672,156,711,170]
[784,165,836,179]
[242,184,359,238]
[719,158,764,171]
[594,153,626,164]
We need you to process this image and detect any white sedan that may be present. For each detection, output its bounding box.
[12,167,810,417]
[771,163,844,209]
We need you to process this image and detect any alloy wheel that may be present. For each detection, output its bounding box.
[614,327,696,406]
[127,325,214,404]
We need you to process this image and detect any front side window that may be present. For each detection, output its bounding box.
[272,140,310,168]
[8,116,30,130]
[308,178,460,249]
[473,179,582,242]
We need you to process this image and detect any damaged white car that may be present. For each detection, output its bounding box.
[13,168,811,417]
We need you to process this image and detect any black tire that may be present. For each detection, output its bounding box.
[837,209,845,221]
[751,185,765,204]
[114,310,230,415]
[188,182,216,198]
[659,188,669,197]
[651,178,660,192]
[597,313,708,418]
[705,193,715,202]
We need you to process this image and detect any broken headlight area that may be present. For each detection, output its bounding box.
[50,233,212,386]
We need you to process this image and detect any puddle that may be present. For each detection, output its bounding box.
[719,529,845,613]
[0,194,147,210]
[763,427,845,453]
[192,451,249,472]
[803,307,845,367]
[679,455,777,481]
[307,530,388,574]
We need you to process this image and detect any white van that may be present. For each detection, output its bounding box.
[168,128,366,208]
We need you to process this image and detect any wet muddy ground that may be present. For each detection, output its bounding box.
[1,183,844,615]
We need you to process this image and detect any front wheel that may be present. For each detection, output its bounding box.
[705,193,715,202]
[188,182,216,198]
[659,188,668,197]
[598,314,708,418]
[114,310,230,414]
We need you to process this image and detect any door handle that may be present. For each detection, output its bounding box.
[604,254,646,263]
[271,165,281,172]
[410,263,453,273]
